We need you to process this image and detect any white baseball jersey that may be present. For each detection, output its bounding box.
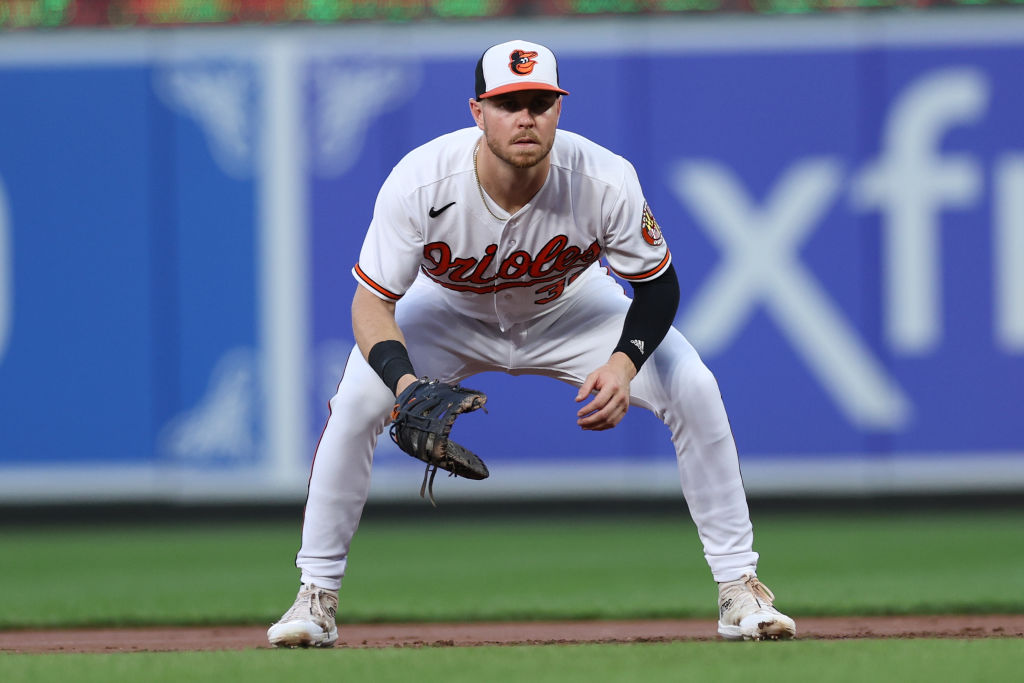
[353,127,671,331]
[298,128,762,599]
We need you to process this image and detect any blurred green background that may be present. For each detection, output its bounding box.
[3,499,1022,629]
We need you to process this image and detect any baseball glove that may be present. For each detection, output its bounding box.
[389,378,489,505]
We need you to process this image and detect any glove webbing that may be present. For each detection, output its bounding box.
[392,387,463,435]
[390,386,455,507]
[390,380,487,505]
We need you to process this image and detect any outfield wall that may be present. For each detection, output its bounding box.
[1,12,1023,502]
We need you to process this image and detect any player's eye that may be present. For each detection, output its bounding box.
[529,97,556,115]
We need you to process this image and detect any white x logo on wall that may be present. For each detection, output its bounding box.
[670,159,910,430]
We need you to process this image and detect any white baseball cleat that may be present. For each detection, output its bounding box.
[717,574,796,641]
[267,583,339,648]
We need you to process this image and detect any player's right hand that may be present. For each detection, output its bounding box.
[575,352,636,431]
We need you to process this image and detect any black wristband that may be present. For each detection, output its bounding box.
[367,340,416,395]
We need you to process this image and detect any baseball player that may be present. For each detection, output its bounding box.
[267,39,796,646]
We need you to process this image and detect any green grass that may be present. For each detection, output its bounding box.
[3,640,1024,683]
[1,509,1022,629]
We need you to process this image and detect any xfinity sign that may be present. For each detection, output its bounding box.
[1,22,1022,503]
[670,67,1023,432]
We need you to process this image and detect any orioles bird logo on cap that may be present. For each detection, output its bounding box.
[509,49,539,75]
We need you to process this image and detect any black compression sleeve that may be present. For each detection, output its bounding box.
[367,340,416,395]
[612,263,680,372]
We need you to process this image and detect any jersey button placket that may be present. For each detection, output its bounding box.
[495,218,519,329]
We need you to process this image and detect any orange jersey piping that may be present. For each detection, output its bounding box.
[613,250,672,282]
[353,263,402,301]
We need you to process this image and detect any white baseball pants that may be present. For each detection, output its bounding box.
[296,271,759,588]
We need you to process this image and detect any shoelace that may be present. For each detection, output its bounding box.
[722,575,777,612]
[746,577,776,604]
[282,588,331,622]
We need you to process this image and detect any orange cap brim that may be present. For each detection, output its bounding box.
[478,82,569,99]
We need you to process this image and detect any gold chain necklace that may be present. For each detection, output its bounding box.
[473,141,507,221]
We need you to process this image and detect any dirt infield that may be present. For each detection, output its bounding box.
[2,615,1022,653]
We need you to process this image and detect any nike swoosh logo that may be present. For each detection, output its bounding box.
[429,201,456,218]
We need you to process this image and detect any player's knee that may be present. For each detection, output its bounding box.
[328,378,394,423]
[679,361,723,404]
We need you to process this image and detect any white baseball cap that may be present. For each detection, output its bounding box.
[475,40,569,100]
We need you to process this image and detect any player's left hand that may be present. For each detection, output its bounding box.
[575,352,637,431]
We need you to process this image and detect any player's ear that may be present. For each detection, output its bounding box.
[469,97,485,130]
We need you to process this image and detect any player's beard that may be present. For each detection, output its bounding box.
[484,130,555,169]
